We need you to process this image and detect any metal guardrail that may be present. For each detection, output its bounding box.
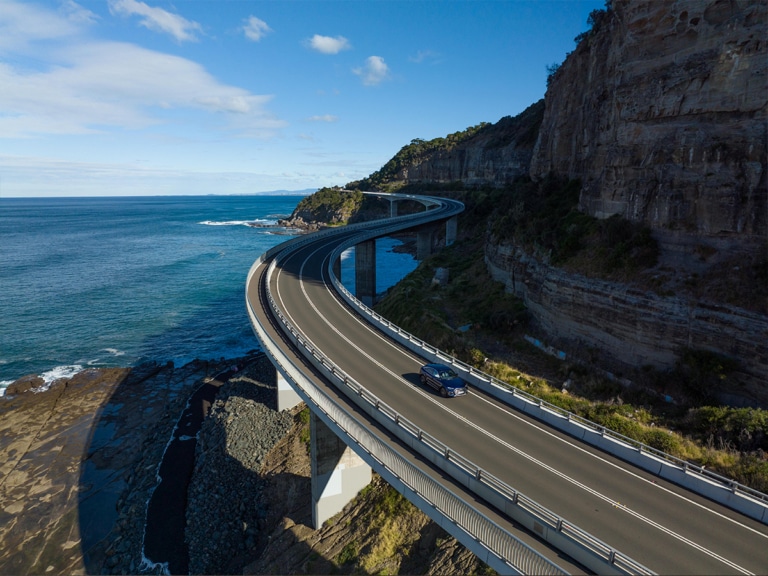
[334,274,768,509]
[247,195,655,575]
[321,199,768,527]
[246,263,565,575]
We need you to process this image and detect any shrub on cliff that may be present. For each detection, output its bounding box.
[573,1,613,45]
[685,406,767,453]
[488,176,658,277]
[292,187,364,225]
[350,124,490,191]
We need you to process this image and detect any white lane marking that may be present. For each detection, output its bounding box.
[274,242,756,574]
[315,251,768,541]
[470,390,768,541]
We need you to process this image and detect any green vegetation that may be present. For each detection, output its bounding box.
[347,100,545,193]
[349,124,490,191]
[375,241,514,354]
[293,187,364,225]
[674,349,741,405]
[335,541,358,565]
[296,187,362,213]
[484,177,658,276]
[317,125,762,494]
[370,185,766,492]
[574,1,612,45]
[358,486,415,573]
[686,406,767,453]
[547,0,613,89]
[330,481,431,574]
[545,62,560,87]
[298,406,311,450]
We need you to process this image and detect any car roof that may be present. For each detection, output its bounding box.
[425,363,450,370]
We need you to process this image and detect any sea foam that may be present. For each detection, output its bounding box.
[0,364,84,397]
[198,219,277,227]
[36,365,84,392]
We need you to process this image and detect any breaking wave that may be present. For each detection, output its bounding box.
[198,219,278,227]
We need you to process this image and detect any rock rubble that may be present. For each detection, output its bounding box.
[186,370,294,575]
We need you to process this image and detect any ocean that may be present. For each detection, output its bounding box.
[0,195,418,395]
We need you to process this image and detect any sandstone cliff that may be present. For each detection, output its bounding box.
[355,100,544,190]
[485,242,768,405]
[531,0,767,255]
[401,101,543,186]
[485,0,768,403]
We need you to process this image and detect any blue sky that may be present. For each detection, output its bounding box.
[0,0,603,197]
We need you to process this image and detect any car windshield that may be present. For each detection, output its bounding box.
[439,369,458,379]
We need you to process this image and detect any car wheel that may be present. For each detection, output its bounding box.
[420,374,427,385]
[440,387,448,398]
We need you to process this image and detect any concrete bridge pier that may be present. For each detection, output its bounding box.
[271,364,372,529]
[355,239,376,306]
[310,411,372,529]
[277,370,303,412]
[417,229,433,260]
[389,198,398,217]
[417,216,458,259]
[446,215,457,246]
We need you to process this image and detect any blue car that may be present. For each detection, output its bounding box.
[419,363,468,397]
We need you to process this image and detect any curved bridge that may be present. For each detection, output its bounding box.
[246,193,768,575]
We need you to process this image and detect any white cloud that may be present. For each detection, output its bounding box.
[307,114,339,123]
[59,1,99,26]
[0,3,284,139]
[108,0,203,42]
[353,56,390,86]
[409,49,441,64]
[307,34,351,55]
[242,16,270,41]
[0,0,89,51]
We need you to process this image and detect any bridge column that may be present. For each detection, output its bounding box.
[277,370,302,412]
[355,239,376,307]
[389,199,398,217]
[311,412,372,529]
[416,230,432,260]
[445,215,457,246]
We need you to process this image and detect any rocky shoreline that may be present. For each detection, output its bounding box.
[0,354,482,575]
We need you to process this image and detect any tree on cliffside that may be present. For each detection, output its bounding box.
[573,1,612,45]
[349,124,490,191]
[290,187,364,226]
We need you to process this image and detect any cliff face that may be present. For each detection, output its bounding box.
[531,0,767,249]
[485,242,768,406]
[382,100,544,188]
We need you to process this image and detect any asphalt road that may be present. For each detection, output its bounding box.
[249,218,768,575]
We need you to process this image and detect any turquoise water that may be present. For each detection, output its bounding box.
[0,195,418,392]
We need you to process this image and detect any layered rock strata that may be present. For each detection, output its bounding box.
[390,100,544,187]
[531,0,767,250]
[486,242,768,405]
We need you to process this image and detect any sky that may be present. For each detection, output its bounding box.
[0,0,604,197]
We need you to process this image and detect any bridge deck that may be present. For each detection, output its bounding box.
[248,209,768,575]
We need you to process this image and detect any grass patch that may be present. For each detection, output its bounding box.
[335,541,358,566]
[297,407,311,451]
[360,517,405,573]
